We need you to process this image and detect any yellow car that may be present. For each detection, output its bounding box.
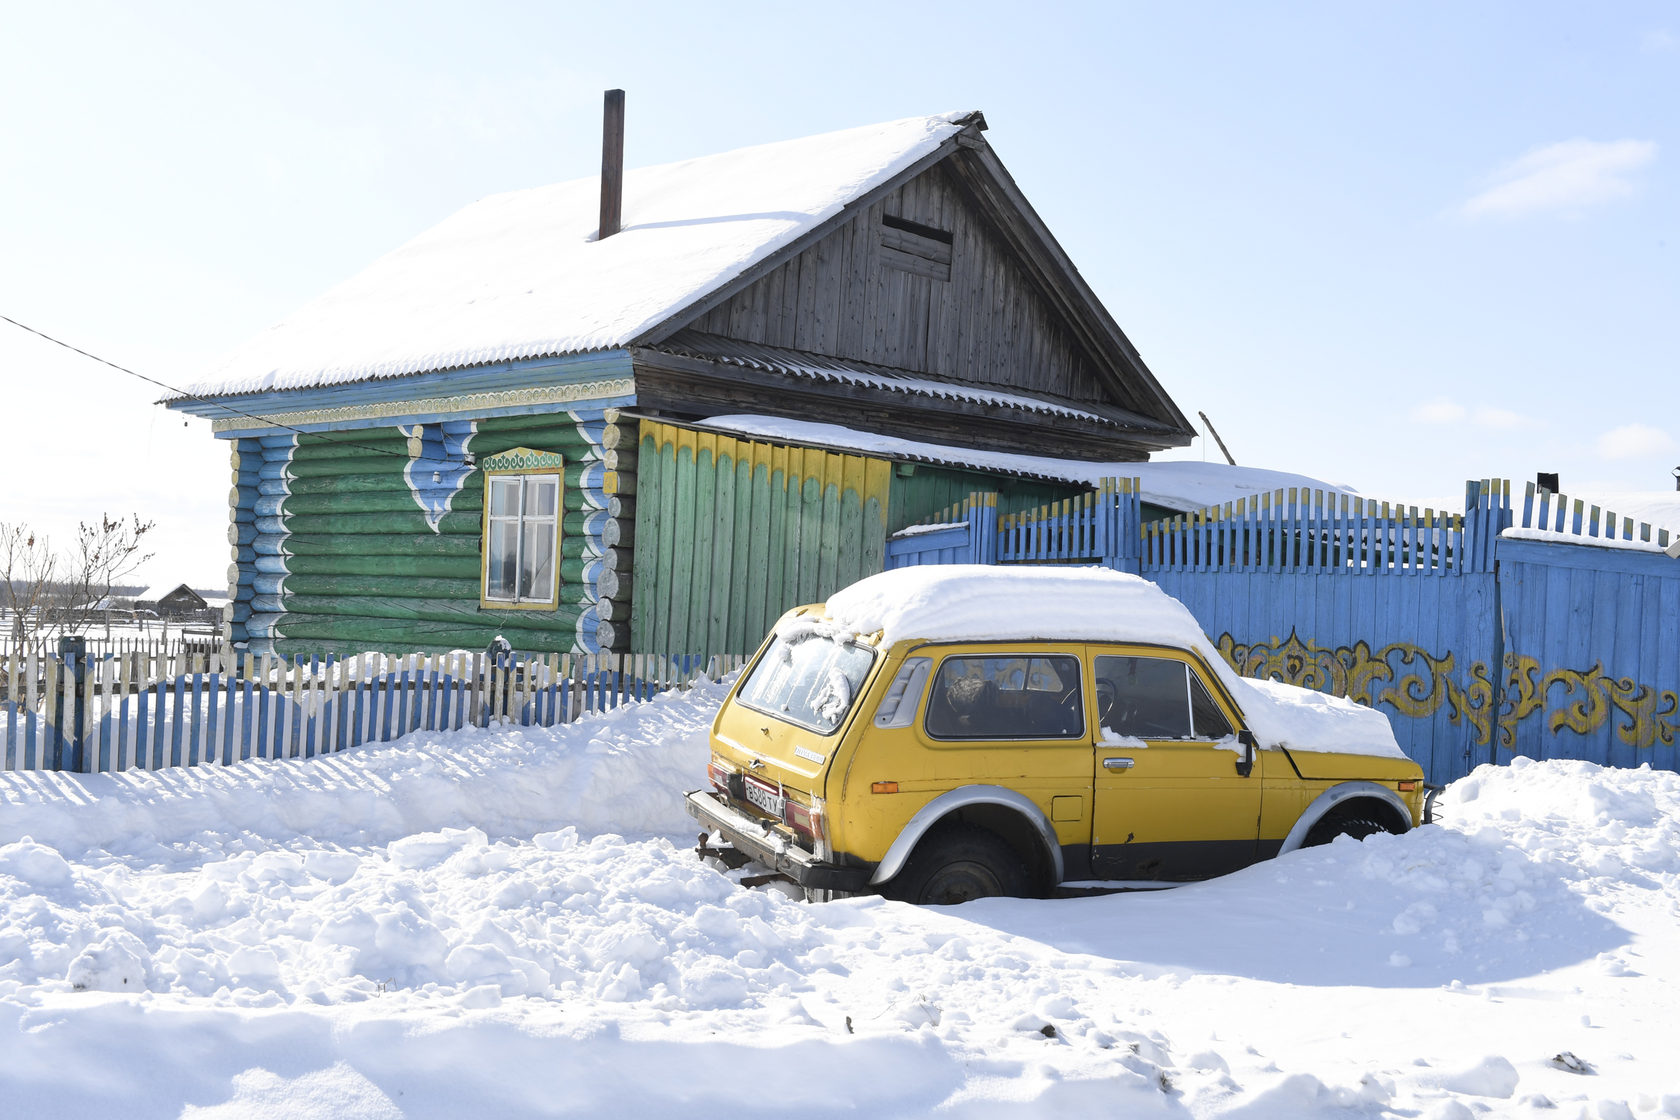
[685,566,1437,904]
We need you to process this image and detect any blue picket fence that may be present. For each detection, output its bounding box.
[1,649,745,774]
[883,496,997,567]
[887,478,1680,784]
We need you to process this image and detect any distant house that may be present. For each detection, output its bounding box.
[166,108,1193,656]
[135,584,210,621]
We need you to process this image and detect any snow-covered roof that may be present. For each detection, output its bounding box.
[136,583,200,603]
[808,565,1404,758]
[1555,489,1680,533]
[1502,527,1676,555]
[179,112,976,398]
[699,414,1357,509]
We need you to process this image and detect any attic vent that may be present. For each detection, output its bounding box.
[879,213,952,281]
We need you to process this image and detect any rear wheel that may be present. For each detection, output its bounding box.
[1303,814,1389,847]
[881,825,1031,905]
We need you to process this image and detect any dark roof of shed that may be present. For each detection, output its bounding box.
[644,330,1181,435]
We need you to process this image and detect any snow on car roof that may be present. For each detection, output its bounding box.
[811,565,1405,759]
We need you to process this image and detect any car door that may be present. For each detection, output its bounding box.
[914,645,1094,843]
[1089,648,1264,881]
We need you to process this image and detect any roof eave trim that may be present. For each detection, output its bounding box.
[620,410,1093,488]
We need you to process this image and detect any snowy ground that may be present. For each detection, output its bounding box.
[3,683,1679,1119]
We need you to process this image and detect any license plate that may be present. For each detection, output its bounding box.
[743,777,784,818]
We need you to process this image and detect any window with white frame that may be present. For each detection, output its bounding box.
[480,449,564,609]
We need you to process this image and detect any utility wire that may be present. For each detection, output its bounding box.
[1,313,408,459]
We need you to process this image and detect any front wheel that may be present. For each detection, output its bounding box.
[1303,814,1389,847]
[881,825,1031,905]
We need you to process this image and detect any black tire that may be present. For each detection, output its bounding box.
[1303,814,1389,848]
[881,825,1032,905]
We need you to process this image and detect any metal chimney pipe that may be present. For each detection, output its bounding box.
[599,89,625,240]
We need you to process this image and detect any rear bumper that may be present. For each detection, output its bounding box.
[684,789,874,892]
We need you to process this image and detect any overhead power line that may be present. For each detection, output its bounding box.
[0,313,407,459]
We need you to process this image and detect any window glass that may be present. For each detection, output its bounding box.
[925,654,1083,740]
[1094,655,1191,739]
[526,477,559,518]
[489,476,521,517]
[873,657,932,728]
[519,518,555,600]
[487,521,520,600]
[483,472,561,606]
[736,633,877,735]
[1189,672,1234,739]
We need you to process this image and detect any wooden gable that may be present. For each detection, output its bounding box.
[686,161,1118,406]
[628,132,1191,461]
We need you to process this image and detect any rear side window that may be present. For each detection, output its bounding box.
[736,634,876,735]
[925,655,1084,740]
[1095,655,1233,740]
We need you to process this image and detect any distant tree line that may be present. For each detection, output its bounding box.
[1,515,154,644]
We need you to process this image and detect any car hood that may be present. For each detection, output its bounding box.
[1232,677,1405,759]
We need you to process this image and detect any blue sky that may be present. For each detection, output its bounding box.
[1,2,1674,587]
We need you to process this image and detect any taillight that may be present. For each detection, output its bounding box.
[784,798,824,842]
[707,759,733,792]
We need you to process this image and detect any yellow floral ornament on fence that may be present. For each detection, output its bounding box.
[1216,630,1677,752]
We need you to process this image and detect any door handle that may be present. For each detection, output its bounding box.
[1102,757,1134,770]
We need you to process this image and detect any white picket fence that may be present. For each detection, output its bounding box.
[1,648,746,773]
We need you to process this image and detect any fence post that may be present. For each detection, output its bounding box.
[1461,479,1514,573]
[54,635,88,772]
[1096,477,1143,573]
[966,492,999,564]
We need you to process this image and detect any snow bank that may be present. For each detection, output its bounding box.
[4,680,1680,1118]
[817,565,1403,758]
[0,677,731,858]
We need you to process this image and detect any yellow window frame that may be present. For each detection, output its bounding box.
[479,448,565,611]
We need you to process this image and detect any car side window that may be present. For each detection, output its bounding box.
[925,655,1084,740]
[1094,655,1191,738]
[1095,654,1237,741]
[1188,671,1234,739]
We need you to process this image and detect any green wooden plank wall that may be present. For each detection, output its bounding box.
[630,422,892,656]
[887,464,1083,533]
[230,409,615,656]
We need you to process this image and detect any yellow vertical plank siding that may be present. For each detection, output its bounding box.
[630,421,892,655]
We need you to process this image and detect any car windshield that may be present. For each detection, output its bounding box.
[736,632,876,735]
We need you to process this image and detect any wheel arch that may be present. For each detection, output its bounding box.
[868,785,1064,889]
[1279,781,1413,855]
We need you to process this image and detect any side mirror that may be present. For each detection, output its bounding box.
[1235,729,1256,777]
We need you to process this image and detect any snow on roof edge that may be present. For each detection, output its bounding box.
[700,415,1361,511]
[178,112,977,400]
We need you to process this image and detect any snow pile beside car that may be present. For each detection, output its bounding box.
[4,682,1680,1118]
[820,565,1404,758]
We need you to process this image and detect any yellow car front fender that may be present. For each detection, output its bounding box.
[1278,781,1414,854]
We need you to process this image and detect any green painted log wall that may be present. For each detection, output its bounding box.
[231,411,613,656]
